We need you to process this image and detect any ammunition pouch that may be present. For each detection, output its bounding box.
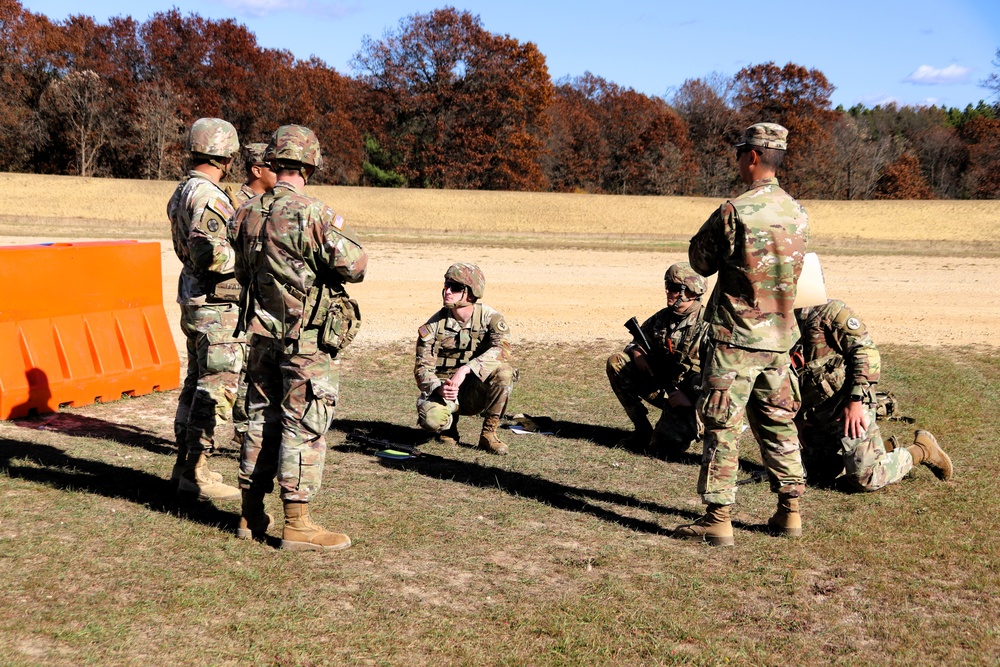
[320,295,362,355]
[206,272,241,303]
[797,354,846,407]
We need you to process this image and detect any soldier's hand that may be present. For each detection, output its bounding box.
[667,390,692,408]
[840,401,868,440]
[441,366,471,401]
[632,350,653,376]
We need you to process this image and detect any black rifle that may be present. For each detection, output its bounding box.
[624,316,675,388]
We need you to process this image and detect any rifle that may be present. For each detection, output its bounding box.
[624,316,675,387]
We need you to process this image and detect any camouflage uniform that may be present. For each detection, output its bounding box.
[607,305,708,454]
[794,300,914,490]
[689,174,809,506]
[229,179,367,502]
[415,304,515,434]
[168,149,247,471]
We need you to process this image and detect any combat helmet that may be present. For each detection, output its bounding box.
[267,125,323,178]
[444,262,485,300]
[242,142,269,170]
[664,262,706,296]
[187,118,239,164]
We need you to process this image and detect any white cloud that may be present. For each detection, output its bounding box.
[219,0,360,20]
[903,64,972,85]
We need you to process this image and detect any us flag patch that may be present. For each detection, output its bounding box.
[333,215,344,230]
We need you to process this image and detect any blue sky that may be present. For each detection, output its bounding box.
[21,0,1000,109]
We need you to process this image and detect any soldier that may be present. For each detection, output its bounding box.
[794,299,952,489]
[606,262,709,456]
[229,124,367,552]
[675,123,809,547]
[168,117,246,502]
[227,142,277,207]
[415,263,516,455]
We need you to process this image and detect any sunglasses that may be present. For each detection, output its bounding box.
[444,281,466,293]
[735,147,754,159]
[666,282,686,293]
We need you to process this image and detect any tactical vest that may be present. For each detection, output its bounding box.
[794,305,854,407]
[434,304,486,376]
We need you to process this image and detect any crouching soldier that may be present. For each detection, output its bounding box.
[415,263,516,455]
[794,299,952,490]
[607,262,709,457]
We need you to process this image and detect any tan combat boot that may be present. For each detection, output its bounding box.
[280,501,352,552]
[767,493,802,537]
[438,415,460,446]
[478,415,508,455]
[907,430,953,481]
[176,453,241,502]
[236,489,274,540]
[673,504,735,547]
[171,461,222,485]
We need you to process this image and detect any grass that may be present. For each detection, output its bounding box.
[1,173,999,255]
[1,341,997,666]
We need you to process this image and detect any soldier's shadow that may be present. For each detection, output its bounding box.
[0,436,240,534]
[331,419,730,535]
[12,412,176,456]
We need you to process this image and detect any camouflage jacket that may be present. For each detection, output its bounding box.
[793,299,880,410]
[415,304,512,395]
[689,177,809,352]
[225,182,257,208]
[228,181,368,340]
[167,170,238,305]
[627,305,709,399]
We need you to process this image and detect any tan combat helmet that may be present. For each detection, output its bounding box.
[266,124,323,180]
[187,118,239,170]
[664,262,706,296]
[445,262,485,299]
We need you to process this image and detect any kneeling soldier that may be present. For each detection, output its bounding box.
[607,262,709,456]
[794,299,952,490]
[415,263,516,455]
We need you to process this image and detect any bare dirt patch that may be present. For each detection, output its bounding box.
[1,236,996,351]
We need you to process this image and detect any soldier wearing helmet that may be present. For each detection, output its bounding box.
[228,124,368,552]
[793,299,952,491]
[226,142,277,207]
[607,262,709,457]
[414,262,516,455]
[167,117,246,503]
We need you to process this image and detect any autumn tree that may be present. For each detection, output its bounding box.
[353,7,553,190]
[873,152,934,199]
[734,62,839,196]
[672,74,743,196]
[543,76,610,192]
[958,117,1000,198]
[39,69,111,176]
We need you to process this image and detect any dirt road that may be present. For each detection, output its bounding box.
[3,236,996,351]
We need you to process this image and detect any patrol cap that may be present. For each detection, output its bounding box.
[734,122,788,151]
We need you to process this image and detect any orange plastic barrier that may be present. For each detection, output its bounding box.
[0,240,180,419]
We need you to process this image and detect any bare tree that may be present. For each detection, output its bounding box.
[134,81,185,180]
[39,69,110,176]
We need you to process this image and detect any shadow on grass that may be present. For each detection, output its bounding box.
[0,436,240,533]
[11,412,176,456]
[331,419,718,536]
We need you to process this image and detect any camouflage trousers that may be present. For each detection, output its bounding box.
[417,363,516,433]
[697,342,805,506]
[798,396,913,491]
[606,351,698,454]
[239,329,339,503]
[173,303,247,462]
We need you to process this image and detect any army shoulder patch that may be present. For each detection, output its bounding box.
[846,317,861,331]
[493,317,509,333]
[333,215,345,231]
[418,324,431,338]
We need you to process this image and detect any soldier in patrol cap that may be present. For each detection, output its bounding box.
[794,299,953,490]
[167,117,245,503]
[676,122,809,547]
[606,262,709,457]
[229,124,368,552]
[415,263,516,455]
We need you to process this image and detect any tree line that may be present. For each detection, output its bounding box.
[2,0,998,198]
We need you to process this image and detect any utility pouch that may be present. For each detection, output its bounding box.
[320,295,362,354]
[207,274,241,303]
[800,355,845,405]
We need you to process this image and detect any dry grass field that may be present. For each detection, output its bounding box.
[1,173,999,666]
